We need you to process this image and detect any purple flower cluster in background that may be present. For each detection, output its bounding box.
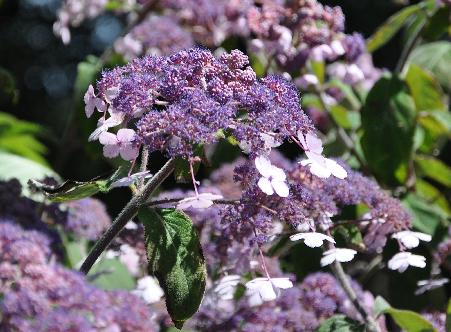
[0,221,158,332]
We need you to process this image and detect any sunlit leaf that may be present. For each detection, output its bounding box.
[315,315,365,332]
[415,155,451,188]
[89,258,135,290]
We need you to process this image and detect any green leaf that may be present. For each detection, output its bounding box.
[361,75,416,186]
[422,6,451,41]
[446,298,451,332]
[329,105,361,130]
[405,64,445,112]
[418,110,451,138]
[28,167,128,202]
[407,42,451,92]
[139,208,206,328]
[403,193,445,235]
[309,60,325,85]
[74,56,101,101]
[373,296,436,332]
[315,315,365,332]
[416,179,451,216]
[0,151,58,197]
[0,67,19,103]
[367,4,422,52]
[415,155,451,187]
[327,79,361,111]
[174,144,206,183]
[89,258,135,290]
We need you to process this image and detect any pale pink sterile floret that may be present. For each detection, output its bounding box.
[98,128,139,161]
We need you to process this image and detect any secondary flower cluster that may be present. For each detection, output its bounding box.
[0,220,158,331]
[86,48,313,160]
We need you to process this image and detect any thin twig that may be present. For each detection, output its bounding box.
[146,197,240,207]
[331,260,381,332]
[79,158,176,274]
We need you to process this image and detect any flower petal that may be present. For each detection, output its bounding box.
[117,128,136,143]
[120,145,139,161]
[255,155,274,178]
[271,179,289,197]
[99,132,118,145]
[103,145,120,158]
[258,177,274,195]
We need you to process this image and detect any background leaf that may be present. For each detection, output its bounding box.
[407,42,451,92]
[139,207,206,329]
[89,258,135,290]
[315,315,365,332]
[361,75,416,186]
[415,155,451,188]
[367,4,422,52]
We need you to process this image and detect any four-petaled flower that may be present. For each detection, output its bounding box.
[388,252,426,273]
[392,231,432,249]
[84,85,106,118]
[255,155,289,197]
[245,277,293,306]
[298,131,347,179]
[290,232,335,248]
[177,193,224,210]
[99,128,139,161]
[213,275,241,300]
[320,248,357,266]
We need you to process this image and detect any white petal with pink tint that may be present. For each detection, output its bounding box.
[290,232,335,248]
[392,231,431,249]
[388,252,426,272]
[320,248,357,267]
[245,277,293,306]
[177,193,224,210]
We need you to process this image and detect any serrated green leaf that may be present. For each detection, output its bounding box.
[89,258,135,290]
[416,155,451,188]
[361,75,416,186]
[28,167,127,202]
[407,42,451,92]
[405,64,445,112]
[315,315,365,332]
[139,208,206,328]
[367,4,422,52]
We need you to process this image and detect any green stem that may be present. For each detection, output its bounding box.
[79,158,176,274]
[331,260,381,332]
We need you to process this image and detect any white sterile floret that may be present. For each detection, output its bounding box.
[213,275,241,300]
[392,231,432,249]
[320,248,357,267]
[88,110,125,141]
[245,277,293,307]
[176,193,224,210]
[255,155,289,197]
[110,171,152,188]
[290,232,335,248]
[415,278,449,295]
[132,276,164,304]
[298,132,347,179]
[388,252,426,273]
